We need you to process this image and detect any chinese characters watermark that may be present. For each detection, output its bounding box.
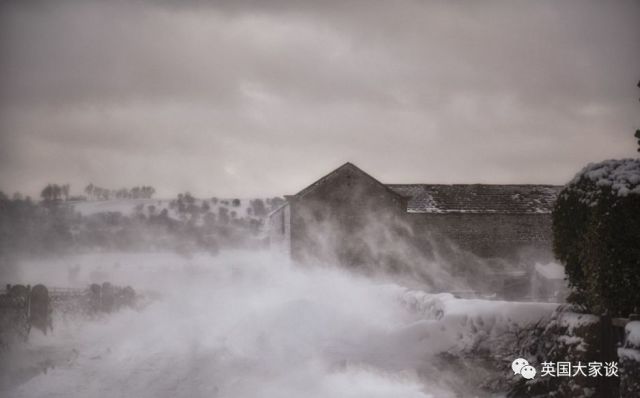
[512,358,618,380]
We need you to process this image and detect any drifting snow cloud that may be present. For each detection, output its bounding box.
[6,251,557,397]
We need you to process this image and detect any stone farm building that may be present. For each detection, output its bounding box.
[269,162,561,273]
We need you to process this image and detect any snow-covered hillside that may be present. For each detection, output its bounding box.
[71,197,271,219]
[4,251,558,398]
[72,199,167,217]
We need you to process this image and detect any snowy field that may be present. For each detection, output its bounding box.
[71,198,258,219]
[2,251,557,398]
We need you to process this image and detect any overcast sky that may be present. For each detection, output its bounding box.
[1,0,638,198]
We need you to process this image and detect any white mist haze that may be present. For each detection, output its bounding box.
[3,250,557,397]
[289,204,504,294]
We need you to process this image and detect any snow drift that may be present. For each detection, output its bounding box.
[4,251,557,397]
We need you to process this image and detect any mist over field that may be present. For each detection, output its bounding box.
[1,250,556,398]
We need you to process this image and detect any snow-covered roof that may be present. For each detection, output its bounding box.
[267,202,288,218]
[281,162,561,214]
[387,184,561,214]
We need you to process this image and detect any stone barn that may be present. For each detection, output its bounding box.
[269,163,561,273]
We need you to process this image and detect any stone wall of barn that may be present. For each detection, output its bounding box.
[268,204,291,256]
[287,166,406,267]
[406,212,555,262]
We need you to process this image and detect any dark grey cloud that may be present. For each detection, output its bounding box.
[1,0,638,198]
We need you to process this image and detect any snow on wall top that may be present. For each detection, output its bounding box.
[569,158,640,198]
[387,184,561,214]
[534,262,565,280]
[626,321,640,348]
